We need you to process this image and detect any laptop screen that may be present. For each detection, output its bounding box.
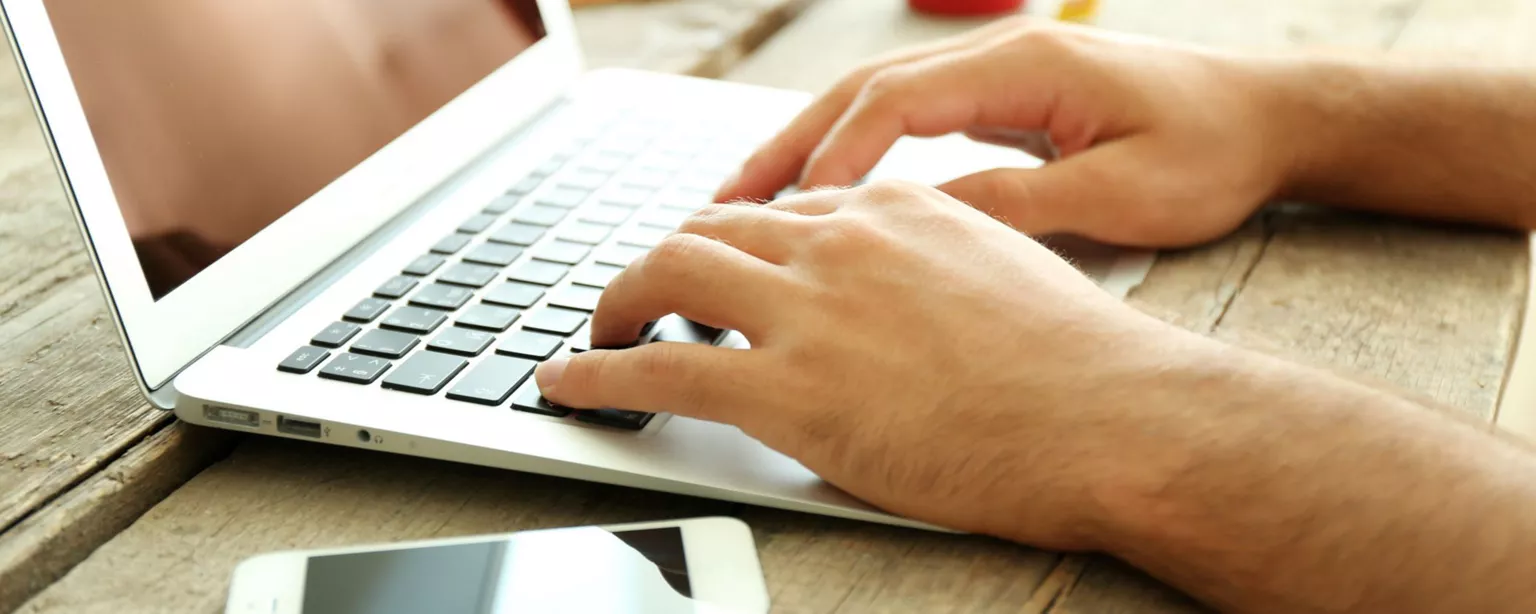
[44,0,547,298]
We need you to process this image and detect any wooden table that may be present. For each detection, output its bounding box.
[2,0,1532,612]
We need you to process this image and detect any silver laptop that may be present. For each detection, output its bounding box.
[2,0,1145,529]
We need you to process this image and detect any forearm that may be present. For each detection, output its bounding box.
[1093,339,1536,613]
[1256,56,1536,229]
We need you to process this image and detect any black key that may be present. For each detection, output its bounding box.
[567,328,591,353]
[311,321,361,348]
[402,253,446,276]
[531,240,591,265]
[342,297,391,323]
[602,186,657,208]
[463,242,524,267]
[409,283,475,311]
[618,227,670,248]
[594,244,650,267]
[456,304,521,332]
[483,281,546,308]
[318,352,391,384]
[496,329,564,360]
[446,355,537,406]
[506,260,570,286]
[350,328,421,358]
[483,195,521,214]
[522,307,588,336]
[382,351,467,395]
[575,409,654,430]
[458,213,497,234]
[507,175,543,196]
[579,204,633,226]
[641,207,694,230]
[277,345,330,374]
[438,263,500,288]
[427,327,495,357]
[373,275,419,299]
[431,233,472,255]
[548,285,602,312]
[488,222,546,246]
[511,380,571,417]
[511,205,569,227]
[571,263,625,288]
[555,222,612,245]
[538,187,590,209]
[379,306,448,335]
[559,170,608,191]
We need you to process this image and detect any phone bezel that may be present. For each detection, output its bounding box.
[224,517,767,614]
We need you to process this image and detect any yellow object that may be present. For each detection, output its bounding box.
[1056,0,1099,22]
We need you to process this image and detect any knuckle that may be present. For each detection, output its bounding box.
[859,178,928,203]
[857,67,915,113]
[645,233,708,276]
[676,204,733,234]
[807,215,884,257]
[634,344,683,381]
[562,352,610,395]
[1009,25,1077,57]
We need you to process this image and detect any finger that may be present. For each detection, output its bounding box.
[937,138,1194,246]
[592,233,791,347]
[798,47,1032,189]
[715,18,1032,203]
[759,187,846,215]
[535,343,762,423]
[675,204,813,264]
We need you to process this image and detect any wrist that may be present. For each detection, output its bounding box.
[1234,54,1367,202]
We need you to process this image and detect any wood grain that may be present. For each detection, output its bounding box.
[0,49,180,552]
[0,424,235,613]
[0,0,814,610]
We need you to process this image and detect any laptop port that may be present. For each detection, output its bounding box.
[276,416,323,439]
[203,405,259,428]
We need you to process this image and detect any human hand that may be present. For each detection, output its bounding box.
[534,181,1210,549]
[715,18,1304,248]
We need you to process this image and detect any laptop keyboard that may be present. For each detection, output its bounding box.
[276,104,751,431]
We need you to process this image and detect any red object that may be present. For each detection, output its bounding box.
[908,0,1025,16]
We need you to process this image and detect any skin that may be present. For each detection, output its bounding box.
[534,18,1536,613]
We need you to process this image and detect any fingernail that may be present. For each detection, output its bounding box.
[535,357,568,396]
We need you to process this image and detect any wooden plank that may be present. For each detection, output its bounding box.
[0,0,814,610]
[577,0,815,78]
[0,51,174,542]
[0,424,235,613]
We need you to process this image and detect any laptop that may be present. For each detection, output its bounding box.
[2,0,1148,530]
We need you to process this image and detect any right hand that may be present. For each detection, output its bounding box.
[716,17,1305,248]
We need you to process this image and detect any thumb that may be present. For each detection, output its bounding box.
[534,343,748,422]
[937,139,1163,245]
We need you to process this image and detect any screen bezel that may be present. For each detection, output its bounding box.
[225,517,769,614]
[0,0,582,392]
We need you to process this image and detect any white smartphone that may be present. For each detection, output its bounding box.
[225,517,768,614]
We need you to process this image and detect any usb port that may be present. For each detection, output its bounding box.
[276,416,323,439]
[203,405,259,428]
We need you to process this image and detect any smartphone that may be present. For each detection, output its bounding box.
[225,517,768,614]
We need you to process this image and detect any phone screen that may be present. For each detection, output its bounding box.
[300,527,694,613]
